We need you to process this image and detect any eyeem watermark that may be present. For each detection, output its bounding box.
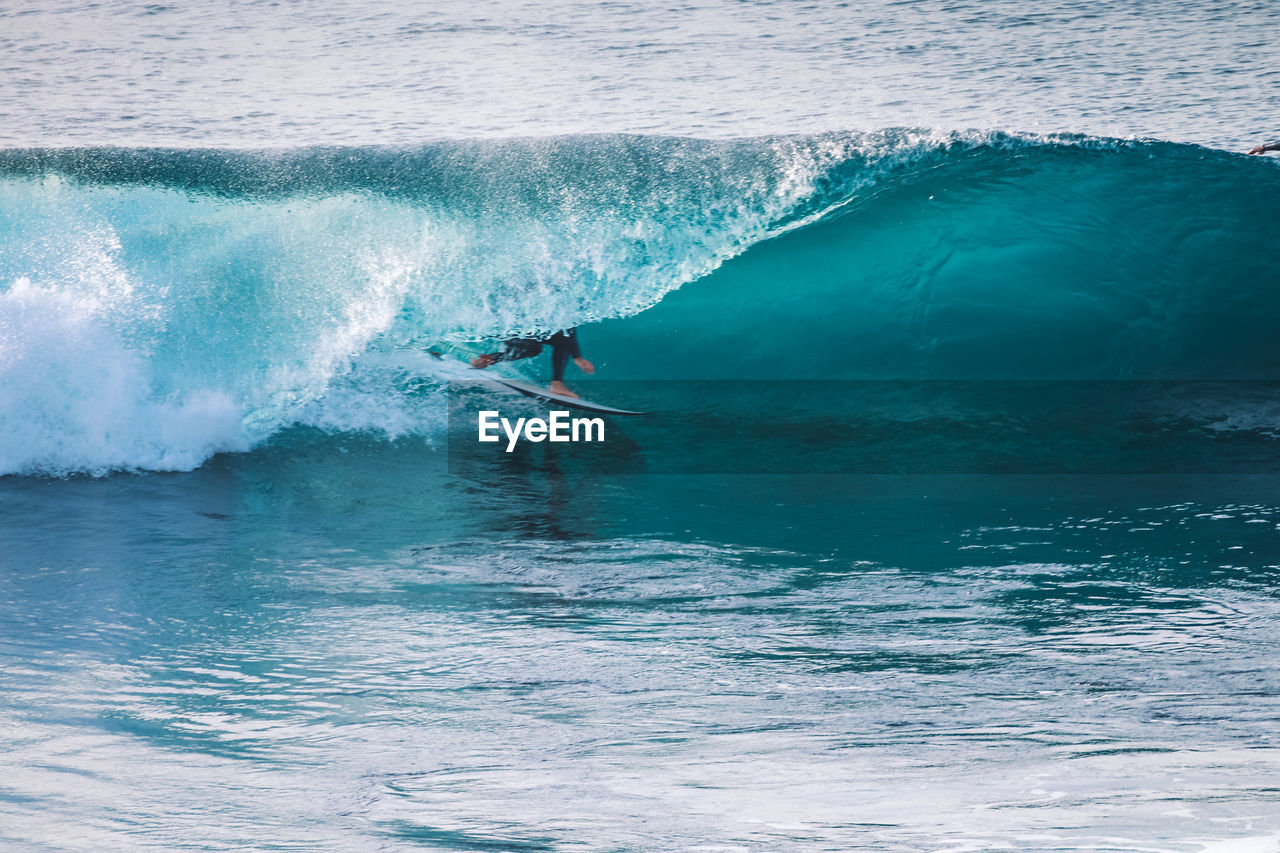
[478,410,605,452]
[453,380,1280,474]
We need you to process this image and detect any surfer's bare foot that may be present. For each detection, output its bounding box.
[549,380,578,398]
[470,354,496,368]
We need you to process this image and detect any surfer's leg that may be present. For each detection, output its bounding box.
[501,338,544,363]
[472,338,541,368]
[547,333,579,397]
[550,337,571,382]
[554,328,582,360]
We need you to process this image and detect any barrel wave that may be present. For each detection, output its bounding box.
[1,132,1277,475]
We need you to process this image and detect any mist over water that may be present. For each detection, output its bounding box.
[3,2,1280,851]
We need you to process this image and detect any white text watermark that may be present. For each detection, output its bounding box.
[478,410,606,452]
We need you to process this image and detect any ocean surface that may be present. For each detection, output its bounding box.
[3,1,1280,850]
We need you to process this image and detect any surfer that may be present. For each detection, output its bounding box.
[470,327,595,398]
[1247,141,1280,154]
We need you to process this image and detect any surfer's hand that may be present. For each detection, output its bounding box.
[574,357,595,375]
[1248,144,1274,155]
[470,354,496,368]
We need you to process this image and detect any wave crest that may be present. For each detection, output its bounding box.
[1,131,1276,474]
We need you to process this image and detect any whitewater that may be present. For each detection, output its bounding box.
[4,2,1280,852]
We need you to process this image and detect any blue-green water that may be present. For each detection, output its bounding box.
[4,2,1280,850]
[7,463,1280,850]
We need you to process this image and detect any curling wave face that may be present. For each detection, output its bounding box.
[0,131,1277,475]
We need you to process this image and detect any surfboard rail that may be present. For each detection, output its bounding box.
[487,377,647,416]
[429,349,646,415]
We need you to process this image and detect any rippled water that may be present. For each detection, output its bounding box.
[1,0,1277,148]
[4,459,1280,851]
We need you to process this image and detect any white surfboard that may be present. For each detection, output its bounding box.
[487,376,647,416]
[428,350,646,415]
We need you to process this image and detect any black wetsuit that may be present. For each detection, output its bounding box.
[489,328,582,381]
